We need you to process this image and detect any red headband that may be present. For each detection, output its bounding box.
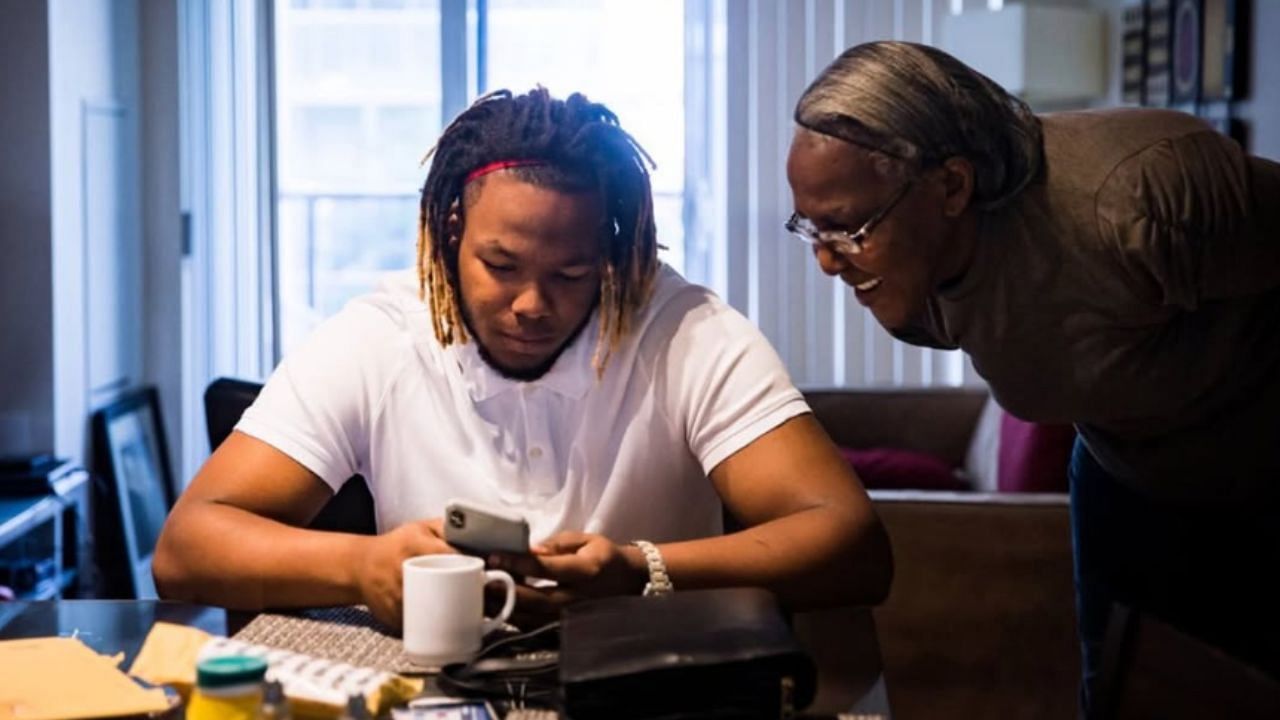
[464,159,546,184]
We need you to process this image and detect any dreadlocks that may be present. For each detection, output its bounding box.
[416,88,658,375]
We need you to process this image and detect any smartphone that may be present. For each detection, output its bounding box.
[398,698,498,720]
[443,498,531,555]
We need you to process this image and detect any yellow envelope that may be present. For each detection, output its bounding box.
[0,636,171,720]
[127,621,211,693]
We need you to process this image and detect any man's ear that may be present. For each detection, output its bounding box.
[939,156,975,217]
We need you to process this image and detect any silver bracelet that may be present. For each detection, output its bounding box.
[630,540,673,597]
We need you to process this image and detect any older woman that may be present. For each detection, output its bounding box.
[786,40,1280,710]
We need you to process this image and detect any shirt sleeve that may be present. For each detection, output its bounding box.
[235,292,411,492]
[642,285,811,475]
[1095,129,1280,310]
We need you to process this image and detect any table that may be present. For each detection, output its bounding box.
[0,601,890,718]
[0,600,229,668]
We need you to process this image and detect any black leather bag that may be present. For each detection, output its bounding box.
[559,587,817,719]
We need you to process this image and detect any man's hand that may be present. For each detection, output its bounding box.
[490,532,647,626]
[356,518,456,629]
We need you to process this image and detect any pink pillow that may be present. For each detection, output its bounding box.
[838,447,968,492]
[997,414,1075,493]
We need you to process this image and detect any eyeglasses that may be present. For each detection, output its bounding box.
[785,179,914,256]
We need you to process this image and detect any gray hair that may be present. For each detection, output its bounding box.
[795,41,1043,210]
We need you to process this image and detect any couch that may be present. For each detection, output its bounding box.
[807,386,1076,495]
[803,387,1080,720]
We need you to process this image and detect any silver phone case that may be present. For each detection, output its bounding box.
[443,499,530,554]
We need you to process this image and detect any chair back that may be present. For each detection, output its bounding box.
[203,377,376,536]
[204,378,266,453]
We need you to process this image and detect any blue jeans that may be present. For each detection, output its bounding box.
[1068,438,1280,715]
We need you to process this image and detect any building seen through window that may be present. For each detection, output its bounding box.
[275,0,685,354]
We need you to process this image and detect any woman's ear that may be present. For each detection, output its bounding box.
[939,156,975,217]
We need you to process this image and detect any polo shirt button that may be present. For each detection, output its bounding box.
[529,446,543,459]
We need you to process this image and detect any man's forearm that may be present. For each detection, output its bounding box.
[650,505,891,608]
[153,501,368,610]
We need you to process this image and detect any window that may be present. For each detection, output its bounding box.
[484,0,686,273]
[273,0,690,355]
[275,0,443,352]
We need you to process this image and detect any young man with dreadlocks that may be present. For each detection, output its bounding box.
[155,89,891,629]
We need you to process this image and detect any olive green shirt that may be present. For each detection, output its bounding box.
[911,108,1280,503]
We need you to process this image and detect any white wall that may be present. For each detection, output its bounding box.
[0,1,180,469]
[141,0,185,476]
[48,0,144,463]
[0,1,55,456]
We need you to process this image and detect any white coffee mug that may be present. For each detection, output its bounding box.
[402,554,516,665]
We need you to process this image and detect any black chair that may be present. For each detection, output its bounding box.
[203,377,377,536]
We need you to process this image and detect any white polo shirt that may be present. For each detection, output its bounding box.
[237,265,809,544]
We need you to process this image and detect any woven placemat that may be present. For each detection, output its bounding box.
[232,605,437,675]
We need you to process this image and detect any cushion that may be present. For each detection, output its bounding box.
[996,413,1076,493]
[963,395,1004,492]
[839,447,969,492]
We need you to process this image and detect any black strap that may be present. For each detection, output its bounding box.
[436,621,562,709]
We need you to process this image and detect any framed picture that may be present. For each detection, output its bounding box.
[1170,0,1201,104]
[1200,0,1247,100]
[92,386,174,599]
[1122,3,1147,105]
[1144,0,1173,107]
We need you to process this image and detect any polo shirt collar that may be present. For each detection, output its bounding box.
[453,314,597,402]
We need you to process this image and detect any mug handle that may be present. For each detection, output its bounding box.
[481,569,517,635]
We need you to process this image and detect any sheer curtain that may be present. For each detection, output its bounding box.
[717,0,982,388]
